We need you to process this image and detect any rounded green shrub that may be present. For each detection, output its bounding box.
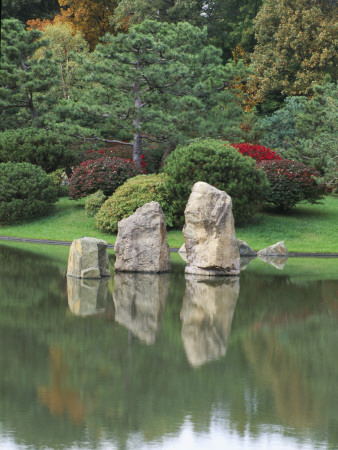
[258,159,327,211]
[0,128,73,173]
[0,162,58,224]
[85,190,107,217]
[164,138,269,226]
[95,173,172,233]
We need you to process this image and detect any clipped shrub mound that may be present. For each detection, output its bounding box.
[0,162,58,224]
[231,143,282,163]
[0,128,73,173]
[85,190,107,216]
[164,138,269,226]
[69,156,144,199]
[95,173,171,233]
[258,159,327,211]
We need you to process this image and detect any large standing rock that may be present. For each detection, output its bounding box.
[113,272,170,344]
[114,201,170,273]
[67,237,110,278]
[183,182,240,276]
[181,275,239,367]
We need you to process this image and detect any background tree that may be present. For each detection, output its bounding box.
[250,0,337,102]
[1,0,60,22]
[0,19,58,130]
[261,80,338,190]
[77,20,246,165]
[58,0,118,50]
[205,0,263,61]
[33,22,89,101]
[112,0,205,30]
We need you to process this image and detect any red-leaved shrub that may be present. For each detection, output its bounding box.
[258,159,326,211]
[232,143,282,163]
[69,156,143,199]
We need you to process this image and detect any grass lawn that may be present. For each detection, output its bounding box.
[1,195,337,253]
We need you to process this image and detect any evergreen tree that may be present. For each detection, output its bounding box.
[73,20,246,164]
[0,19,58,130]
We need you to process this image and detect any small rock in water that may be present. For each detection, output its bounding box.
[257,241,288,257]
[237,239,257,257]
[67,237,110,279]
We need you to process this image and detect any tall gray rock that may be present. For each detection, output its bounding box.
[67,237,110,279]
[183,182,240,276]
[114,201,170,273]
[181,275,239,367]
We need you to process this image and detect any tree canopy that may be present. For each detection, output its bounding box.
[75,20,246,163]
[251,0,337,100]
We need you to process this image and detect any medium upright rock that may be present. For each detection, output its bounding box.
[183,182,240,276]
[67,237,110,278]
[114,201,170,273]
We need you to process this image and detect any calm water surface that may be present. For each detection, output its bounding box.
[0,244,337,450]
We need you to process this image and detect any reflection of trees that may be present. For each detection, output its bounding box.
[181,275,239,366]
[113,272,170,344]
[38,346,87,425]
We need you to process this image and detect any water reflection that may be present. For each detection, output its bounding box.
[113,272,171,344]
[258,254,288,270]
[181,275,239,367]
[67,277,109,316]
[1,244,338,450]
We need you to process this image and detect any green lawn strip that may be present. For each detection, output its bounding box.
[236,196,338,253]
[1,196,337,253]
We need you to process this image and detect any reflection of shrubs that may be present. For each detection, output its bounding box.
[0,128,73,173]
[0,162,58,224]
[164,138,269,226]
[259,159,327,211]
[69,156,143,199]
[231,143,282,163]
[85,190,107,217]
[95,174,171,233]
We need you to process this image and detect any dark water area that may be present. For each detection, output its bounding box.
[0,244,337,450]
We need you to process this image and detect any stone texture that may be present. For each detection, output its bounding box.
[67,237,110,278]
[257,241,288,257]
[67,277,109,316]
[113,272,170,344]
[258,255,288,270]
[183,182,240,276]
[237,239,257,257]
[114,201,170,273]
[180,275,239,367]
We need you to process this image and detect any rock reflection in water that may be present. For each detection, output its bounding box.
[67,277,109,316]
[258,255,288,270]
[181,275,239,367]
[113,272,170,344]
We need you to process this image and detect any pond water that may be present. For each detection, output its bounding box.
[0,243,337,450]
